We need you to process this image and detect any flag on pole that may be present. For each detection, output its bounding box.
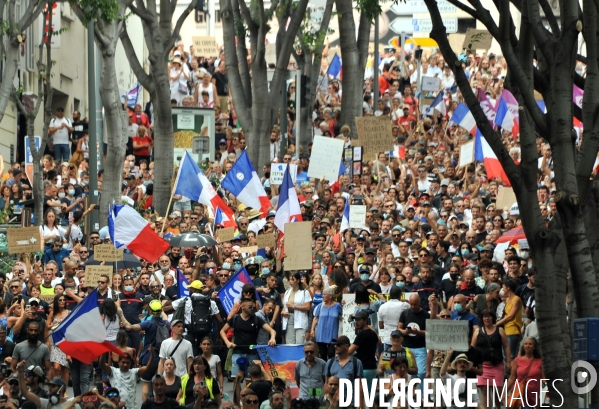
[340,199,350,232]
[425,92,446,116]
[330,161,345,195]
[221,151,271,215]
[108,204,169,263]
[474,129,510,186]
[174,151,236,228]
[52,289,125,364]
[327,54,342,80]
[494,98,520,137]
[122,83,141,108]
[177,268,190,299]
[217,267,261,315]
[214,207,224,227]
[450,103,477,135]
[274,165,302,233]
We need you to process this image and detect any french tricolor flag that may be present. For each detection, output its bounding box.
[340,198,350,232]
[221,151,270,215]
[108,204,170,263]
[475,129,511,186]
[425,92,446,116]
[174,152,236,229]
[274,164,302,234]
[327,54,342,80]
[330,161,345,195]
[494,98,520,138]
[52,289,126,364]
[450,103,477,135]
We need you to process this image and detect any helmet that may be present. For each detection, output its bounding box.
[148,299,163,313]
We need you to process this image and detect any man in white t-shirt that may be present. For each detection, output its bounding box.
[101,348,154,408]
[157,319,194,377]
[48,107,73,163]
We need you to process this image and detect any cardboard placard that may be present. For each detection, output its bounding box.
[448,33,466,54]
[462,29,493,51]
[307,136,345,182]
[270,163,298,185]
[400,292,417,301]
[94,244,124,262]
[340,294,357,343]
[283,222,313,270]
[256,234,276,249]
[354,116,394,159]
[7,227,42,254]
[349,205,366,228]
[84,266,113,287]
[192,37,218,57]
[218,227,235,242]
[425,319,469,351]
[422,76,441,92]
[239,246,258,254]
[39,294,56,304]
[458,140,475,168]
[496,187,517,211]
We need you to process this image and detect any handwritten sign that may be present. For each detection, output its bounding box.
[84,266,113,288]
[192,37,218,57]
[340,294,357,343]
[8,227,42,254]
[422,76,440,92]
[94,244,124,262]
[218,227,235,242]
[462,29,493,51]
[256,234,276,249]
[354,116,394,159]
[349,205,366,228]
[425,319,469,351]
[401,292,417,301]
[270,163,298,185]
[239,246,258,254]
[496,187,517,211]
[458,140,475,168]
[283,222,312,270]
[39,294,56,304]
[307,136,345,182]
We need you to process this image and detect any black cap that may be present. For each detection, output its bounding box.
[331,336,351,345]
[57,106,64,111]
[365,247,376,254]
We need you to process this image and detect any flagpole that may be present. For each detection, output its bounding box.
[161,153,185,236]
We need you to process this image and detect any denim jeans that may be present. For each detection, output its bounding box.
[507,334,521,359]
[53,144,70,163]
[71,358,92,397]
[410,347,427,386]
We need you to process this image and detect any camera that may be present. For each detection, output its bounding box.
[0,363,8,375]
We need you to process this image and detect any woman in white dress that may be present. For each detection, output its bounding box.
[169,56,190,105]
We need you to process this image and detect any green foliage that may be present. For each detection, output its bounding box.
[355,0,381,22]
[70,0,121,24]
[235,18,247,39]
[466,32,486,51]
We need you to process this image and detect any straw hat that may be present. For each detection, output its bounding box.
[450,354,474,371]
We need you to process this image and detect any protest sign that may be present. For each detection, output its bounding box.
[7,227,42,254]
[462,29,493,51]
[354,116,394,159]
[84,266,113,287]
[39,294,56,304]
[349,205,366,228]
[401,292,417,301]
[239,246,258,254]
[496,187,517,211]
[340,294,357,343]
[192,37,218,57]
[307,136,345,182]
[270,163,298,185]
[94,244,124,262]
[256,234,276,249]
[425,319,469,351]
[283,222,312,270]
[458,140,475,168]
[218,227,235,242]
[422,77,440,92]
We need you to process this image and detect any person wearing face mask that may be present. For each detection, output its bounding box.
[448,293,480,337]
[448,268,483,310]
[349,264,382,294]
[232,257,243,272]
[118,275,145,349]
[441,263,462,304]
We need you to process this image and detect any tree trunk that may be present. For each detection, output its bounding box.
[97,41,127,224]
[151,80,175,215]
[0,44,21,125]
[335,0,370,135]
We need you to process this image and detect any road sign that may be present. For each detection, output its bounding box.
[389,0,456,15]
[24,136,41,187]
[573,318,599,361]
[389,17,458,34]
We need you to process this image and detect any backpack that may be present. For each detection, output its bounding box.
[154,320,170,351]
[325,356,358,380]
[189,294,213,334]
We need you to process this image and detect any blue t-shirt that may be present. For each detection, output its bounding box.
[139,317,171,364]
[314,303,343,344]
[295,171,308,185]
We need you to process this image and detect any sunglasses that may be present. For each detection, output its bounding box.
[98,281,107,285]
[218,274,229,277]
[439,315,451,319]
[245,400,259,404]
[82,396,98,403]
[90,236,100,240]
[107,392,119,398]
[10,286,20,289]
[151,285,161,289]
[304,350,315,354]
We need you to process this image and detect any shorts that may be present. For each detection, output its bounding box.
[139,357,158,382]
[231,352,258,378]
[218,96,229,114]
[173,201,192,211]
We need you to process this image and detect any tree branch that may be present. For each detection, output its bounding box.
[230,0,252,104]
[129,2,154,23]
[238,0,258,34]
[526,0,555,63]
[120,27,155,93]
[170,0,198,48]
[18,0,45,33]
[538,0,560,35]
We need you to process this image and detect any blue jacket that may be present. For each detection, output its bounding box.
[42,248,71,271]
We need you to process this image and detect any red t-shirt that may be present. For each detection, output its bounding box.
[132,136,153,156]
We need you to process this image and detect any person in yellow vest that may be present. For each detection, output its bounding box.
[495,279,522,360]
[39,268,55,296]
[178,355,221,406]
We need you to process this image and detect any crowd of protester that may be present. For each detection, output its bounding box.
[0,37,562,409]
